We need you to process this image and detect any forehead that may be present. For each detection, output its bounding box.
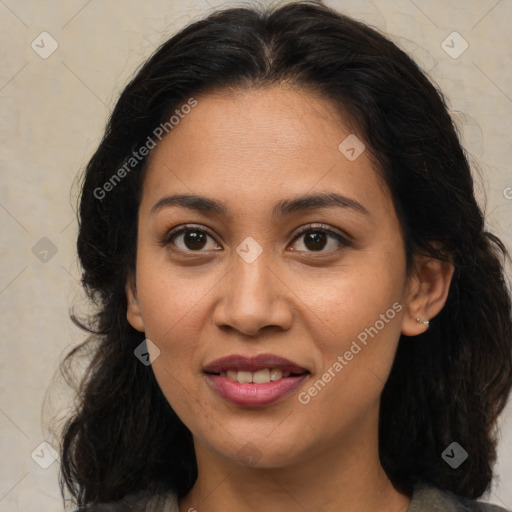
[141,85,392,219]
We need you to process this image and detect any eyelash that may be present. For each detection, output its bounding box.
[161,223,352,255]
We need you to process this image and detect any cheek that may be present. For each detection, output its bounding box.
[301,248,406,390]
[135,244,211,340]
[140,288,205,426]
[296,288,404,434]
[138,283,203,372]
[134,279,200,411]
[297,249,405,336]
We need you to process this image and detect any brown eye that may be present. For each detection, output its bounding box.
[304,231,327,251]
[290,225,351,253]
[165,225,221,252]
[182,230,208,250]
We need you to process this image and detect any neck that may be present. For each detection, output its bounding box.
[178,409,411,512]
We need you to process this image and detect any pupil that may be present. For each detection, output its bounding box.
[305,232,326,251]
[185,230,207,250]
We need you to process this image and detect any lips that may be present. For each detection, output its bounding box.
[203,353,308,375]
[203,353,310,407]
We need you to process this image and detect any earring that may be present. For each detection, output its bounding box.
[416,318,430,326]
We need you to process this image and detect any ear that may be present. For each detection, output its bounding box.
[126,274,145,332]
[401,249,454,336]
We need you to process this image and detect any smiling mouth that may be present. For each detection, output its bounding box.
[206,368,309,384]
[203,354,310,406]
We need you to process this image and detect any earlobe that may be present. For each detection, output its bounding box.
[126,276,145,332]
[401,253,454,337]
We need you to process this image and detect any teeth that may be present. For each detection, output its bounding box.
[270,368,283,381]
[253,369,270,384]
[237,371,253,383]
[221,368,297,383]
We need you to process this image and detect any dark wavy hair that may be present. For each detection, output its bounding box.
[60,0,512,507]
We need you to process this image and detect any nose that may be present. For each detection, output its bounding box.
[212,248,294,337]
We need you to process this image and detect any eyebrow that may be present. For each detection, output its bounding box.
[150,192,370,219]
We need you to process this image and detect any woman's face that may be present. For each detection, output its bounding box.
[127,85,415,468]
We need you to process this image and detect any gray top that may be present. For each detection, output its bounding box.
[79,481,510,511]
[408,483,509,512]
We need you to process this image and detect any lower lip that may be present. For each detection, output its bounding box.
[205,374,309,407]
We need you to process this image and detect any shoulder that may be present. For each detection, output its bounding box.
[72,489,179,512]
[410,482,510,512]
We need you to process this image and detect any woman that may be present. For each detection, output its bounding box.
[61,2,512,511]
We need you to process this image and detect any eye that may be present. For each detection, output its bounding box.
[289,224,351,253]
[163,225,221,252]
[161,223,351,254]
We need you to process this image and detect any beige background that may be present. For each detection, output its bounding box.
[0,0,511,510]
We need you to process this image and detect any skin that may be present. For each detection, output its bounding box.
[126,84,454,512]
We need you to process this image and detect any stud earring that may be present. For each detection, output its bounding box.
[416,318,430,326]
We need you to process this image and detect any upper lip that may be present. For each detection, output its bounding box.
[203,353,309,374]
